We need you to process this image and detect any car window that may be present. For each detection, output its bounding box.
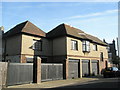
[112,67,118,71]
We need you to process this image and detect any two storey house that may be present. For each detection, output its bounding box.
[3,21,50,63]
[2,21,109,79]
[47,23,108,79]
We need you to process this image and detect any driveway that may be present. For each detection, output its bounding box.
[2,77,120,89]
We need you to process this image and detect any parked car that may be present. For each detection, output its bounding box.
[101,67,120,78]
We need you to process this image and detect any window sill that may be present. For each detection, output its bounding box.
[83,51,90,53]
[71,49,78,51]
[32,49,42,51]
[93,50,98,51]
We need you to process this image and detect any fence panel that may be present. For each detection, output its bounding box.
[7,63,33,86]
[41,63,63,81]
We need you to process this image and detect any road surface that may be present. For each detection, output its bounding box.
[54,78,120,88]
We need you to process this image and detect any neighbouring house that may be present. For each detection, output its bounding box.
[104,39,118,66]
[2,21,109,79]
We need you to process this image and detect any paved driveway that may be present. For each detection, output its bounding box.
[2,77,120,89]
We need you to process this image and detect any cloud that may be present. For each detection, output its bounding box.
[67,9,118,19]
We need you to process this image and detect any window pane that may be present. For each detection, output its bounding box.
[71,40,78,50]
[33,40,36,49]
[93,44,97,51]
[83,45,86,51]
[33,40,42,51]
[86,41,90,45]
[82,40,90,52]
[86,45,90,51]
[83,41,86,44]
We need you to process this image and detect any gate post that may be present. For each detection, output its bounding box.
[63,57,68,79]
[89,60,92,76]
[79,60,82,78]
[33,56,41,84]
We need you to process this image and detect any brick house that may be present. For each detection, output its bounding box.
[2,21,109,79]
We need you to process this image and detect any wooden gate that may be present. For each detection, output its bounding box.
[41,63,63,81]
[92,60,99,76]
[68,59,79,79]
[7,63,33,86]
[82,60,90,77]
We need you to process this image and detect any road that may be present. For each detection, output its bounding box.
[53,78,120,89]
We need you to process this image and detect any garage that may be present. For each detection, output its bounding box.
[68,59,79,79]
[82,60,90,77]
[92,60,99,76]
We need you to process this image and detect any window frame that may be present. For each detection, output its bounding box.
[93,44,98,51]
[33,39,42,51]
[100,52,104,61]
[71,40,78,50]
[82,40,90,52]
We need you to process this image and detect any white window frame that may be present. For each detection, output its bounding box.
[71,40,78,50]
[93,44,97,51]
[82,40,90,52]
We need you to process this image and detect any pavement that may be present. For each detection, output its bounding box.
[4,77,100,89]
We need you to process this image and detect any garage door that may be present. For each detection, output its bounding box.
[92,60,99,76]
[82,60,90,77]
[68,59,79,79]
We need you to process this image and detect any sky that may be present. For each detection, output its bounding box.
[0,1,119,52]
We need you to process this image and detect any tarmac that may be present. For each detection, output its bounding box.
[5,77,100,88]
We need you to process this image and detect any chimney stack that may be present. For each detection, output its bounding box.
[0,26,4,34]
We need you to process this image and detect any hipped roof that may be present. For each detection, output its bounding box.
[4,21,107,46]
[4,21,46,37]
[47,23,107,46]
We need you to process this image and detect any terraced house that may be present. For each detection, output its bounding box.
[2,21,109,79]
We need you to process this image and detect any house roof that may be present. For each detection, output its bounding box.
[47,23,107,46]
[4,21,46,37]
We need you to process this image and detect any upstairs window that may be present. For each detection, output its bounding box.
[71,40,78,50]
[100,52,104,61]
[108,53,112,60]
[93,44,97,51]
[33,39,42,51]
[82,40,90,52]
[107,46,110,52]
